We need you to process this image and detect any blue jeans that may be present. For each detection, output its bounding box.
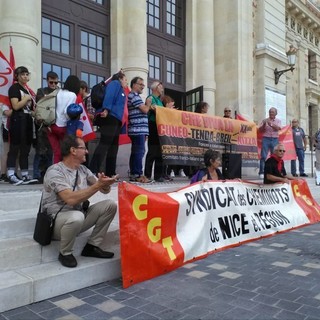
[33,152,53,179]
[291,148,305,175]
[259,137,279,174]
[129,135,146,177]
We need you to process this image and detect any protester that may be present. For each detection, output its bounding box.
[79,80,94,123]
[0,103,12,182]
[41,135,118,268]
[190,149,224,183]
[66,103,84,137]
[89,71,127,177]
[144,80,167,182]
[194,101,209,114]
[258,107,281,179]
[6,66,37,185]
[33,71,58,183]
[291,119,308,177]
[264,143,293,184]
[314,128,320,185]
[47,75,80,164]
[223,107,232,118]
[127,76,152,183]
[161,95,186,179]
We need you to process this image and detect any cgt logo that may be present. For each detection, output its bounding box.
[293,184,320,215]
[132,194,177,260]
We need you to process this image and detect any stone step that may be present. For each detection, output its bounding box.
[0,245,121,313]
[0,180,188,313]
[0,209,36,239]
[0,219,119,272]
[0,191,41,212]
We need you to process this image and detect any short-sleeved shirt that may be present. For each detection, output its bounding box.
[127,91,149,136]
[42,162,97,218]
[292,127,305,149]
[263,156,286,184]
[147,94,163,122]
[66,119,84,136]
[8,83,34,114]
[259,118,281,138]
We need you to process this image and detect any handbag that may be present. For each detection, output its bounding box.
[33,170,78,246]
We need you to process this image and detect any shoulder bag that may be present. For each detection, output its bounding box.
[33,170,78,246]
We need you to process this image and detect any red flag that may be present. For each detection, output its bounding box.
[76,94,96,142]
[119,85,131,145]
[0,51,14,106]
[9,45,15,69]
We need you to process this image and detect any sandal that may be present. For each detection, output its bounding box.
[136,176,153,183]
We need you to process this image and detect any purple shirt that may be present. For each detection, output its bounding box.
[259,118,281,138]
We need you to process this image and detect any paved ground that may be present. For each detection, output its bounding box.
[2,176,320,320]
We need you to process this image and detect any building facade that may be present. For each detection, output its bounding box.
[0,0,320,172]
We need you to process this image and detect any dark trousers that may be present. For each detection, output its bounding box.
[144,121,163,180]
[89,115,121,176]
[7,113,33,171]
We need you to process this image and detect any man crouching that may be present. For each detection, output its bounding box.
[41,135,118,268]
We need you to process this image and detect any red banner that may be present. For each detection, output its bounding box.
[119,179,320,288]
[236,114,295,161]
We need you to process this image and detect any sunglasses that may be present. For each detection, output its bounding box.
[225,110,231,112]
[49,81,59,85]
[277,150,286,153]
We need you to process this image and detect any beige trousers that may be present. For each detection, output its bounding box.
[53,199,117,255]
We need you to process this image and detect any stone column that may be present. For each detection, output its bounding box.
[0,0,41,90]
[186,0,215,113]
[214,0,253,119]
[110,0,149,90]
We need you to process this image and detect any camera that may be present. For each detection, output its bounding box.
[82,200,90,212]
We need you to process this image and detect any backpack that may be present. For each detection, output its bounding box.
[90,81,106,110]
[35,89,59,126]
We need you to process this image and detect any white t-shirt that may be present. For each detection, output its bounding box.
[55,90,77,127]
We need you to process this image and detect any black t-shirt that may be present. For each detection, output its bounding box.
[264,157,286,184]
[8,83,33,114]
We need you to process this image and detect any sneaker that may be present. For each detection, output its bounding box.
[0,174,9,183]
[292,174,298,177]
[179,169,186,177]
[21,175,38,185]
[58,253,77,268]
[170,170,175,178]
[8,175,23,186]
[300,173,308,177]
[155,177,164,182]
[259,174,264,179]
[81,243,114,259]
[163,175,173,181]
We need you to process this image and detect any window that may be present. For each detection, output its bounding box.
[166,59,182,85]
[90,0,104,4]
[42,63,71,87]
[81,72,105,89]
[42,17,70,54]
[148,53,161,79]
[147,0,160,29]
[166,0,182,37]
[308,50,317,81]
[81,31,104,64]
[147,0,183,38]
[184,86,203,112]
